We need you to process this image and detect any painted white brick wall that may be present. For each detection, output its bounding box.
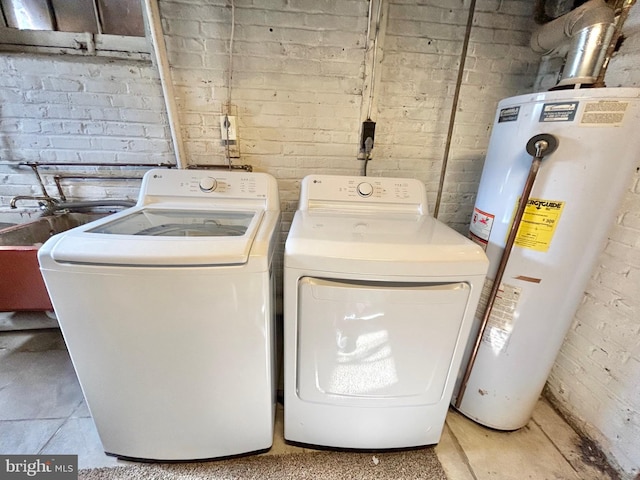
[2,2,638,476]
[0,54,172,211]
[441,0,539,230]
[545,4,640,479]
[0,0,539,229]
[160,0,369,230]
[370,0,538,230]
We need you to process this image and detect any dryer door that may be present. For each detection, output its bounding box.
[297,277,470,407]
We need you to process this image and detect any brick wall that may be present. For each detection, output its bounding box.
[161,0,371,230]
[165,0,539,232]
[371,0,538,228]
[0,0,540,313]
[1,2,638,476]
[0,55,172,214]
[544,4,640,479]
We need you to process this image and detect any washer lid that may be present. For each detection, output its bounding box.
[49,207,264,266]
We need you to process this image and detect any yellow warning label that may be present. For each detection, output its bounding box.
[508,197,565,252]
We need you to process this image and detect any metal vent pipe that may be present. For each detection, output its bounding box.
[531,0,615,87]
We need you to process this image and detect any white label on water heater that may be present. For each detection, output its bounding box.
[581,101,628,126]
[477,279,522,353]
[469,207,494,250]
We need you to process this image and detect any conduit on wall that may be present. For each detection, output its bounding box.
[433,0,477,218]
[357,0,387,176]
[224,0,236,169]
[364,0,384,122]
[143,0,186,169]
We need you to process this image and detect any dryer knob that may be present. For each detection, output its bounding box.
[199,177,217,192]
[357,182,373,197]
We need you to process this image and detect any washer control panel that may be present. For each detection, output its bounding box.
[139,169,279,208]
[300,174,427,211]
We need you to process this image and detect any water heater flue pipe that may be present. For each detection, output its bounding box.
[455,133,559,409]
[530,0,615,87]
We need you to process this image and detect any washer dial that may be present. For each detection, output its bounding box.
[199,177,217,192]
[357,182,374,197]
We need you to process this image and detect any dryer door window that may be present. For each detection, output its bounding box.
[296,277,470,407]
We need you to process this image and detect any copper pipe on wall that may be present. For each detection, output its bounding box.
[52,174,144,201]
[28,164,53,199]
[13,162,172,204]
[455,133,559,409]
[187,164,253,172]
[19,162,176,168]
[594,0,637,87]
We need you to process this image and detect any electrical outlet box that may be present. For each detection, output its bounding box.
[360,119,376,151]
[220,115,237,144]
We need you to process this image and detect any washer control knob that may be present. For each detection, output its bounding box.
[199,177,217,192]
[357,182,373,197]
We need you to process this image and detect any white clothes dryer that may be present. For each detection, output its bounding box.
[284,174,488,449]
[39,168,280,461]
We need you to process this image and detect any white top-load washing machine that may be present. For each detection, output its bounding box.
[38,168,280,461]
[284,174,488,449]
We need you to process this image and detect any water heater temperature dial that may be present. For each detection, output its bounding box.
[199,177,218,192]
[357,182,373,197]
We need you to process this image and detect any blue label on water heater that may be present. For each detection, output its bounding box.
[539,101,579,122]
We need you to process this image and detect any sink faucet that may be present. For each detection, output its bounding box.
[9,195,59,209]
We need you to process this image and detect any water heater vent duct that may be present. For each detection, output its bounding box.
[531,0,615,87]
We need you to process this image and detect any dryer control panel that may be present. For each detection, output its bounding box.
[299,174,428,213]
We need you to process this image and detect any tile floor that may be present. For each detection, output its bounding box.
[0,311,617,479]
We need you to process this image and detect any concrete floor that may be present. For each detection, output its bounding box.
[0,311,617,479]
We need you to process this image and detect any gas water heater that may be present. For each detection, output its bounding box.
[452,88,640,430]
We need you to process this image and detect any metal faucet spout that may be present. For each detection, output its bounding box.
[9,196,59,209]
